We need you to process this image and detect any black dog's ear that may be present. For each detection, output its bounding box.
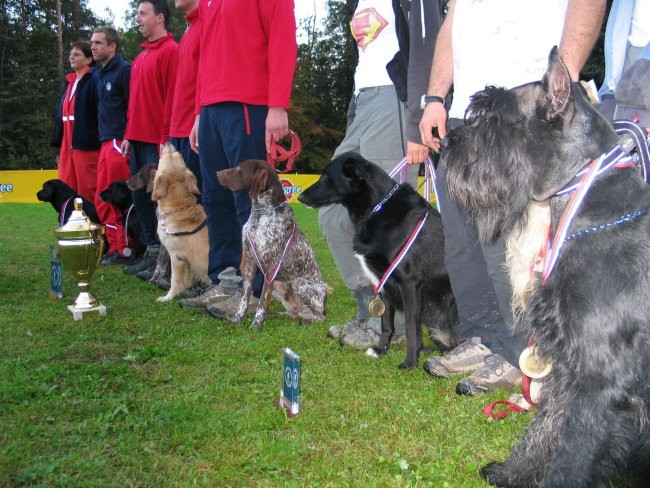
[340,152,370,184]
[544,46,572,118]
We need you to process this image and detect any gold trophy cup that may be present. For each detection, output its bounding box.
[53,198,106,320]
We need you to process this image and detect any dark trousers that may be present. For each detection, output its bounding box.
[435,118,525,367]
[169,136,202,205]
[198,102,265,295]
[129,141,160,248]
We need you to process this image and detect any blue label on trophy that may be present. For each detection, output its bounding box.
[281,347,300,415]
[50,245,63,299]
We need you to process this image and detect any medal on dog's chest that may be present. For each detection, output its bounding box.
[519,346,552,379]
[368,295,385,317]
[264,287,273,304]
[122,247,132,258]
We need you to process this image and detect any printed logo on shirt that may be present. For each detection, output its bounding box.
[105,82,112,91]
[350,8,388,51]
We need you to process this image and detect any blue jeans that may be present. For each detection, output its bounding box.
[129,141,159,247]
[169,136,202,205]
[198,102,265,295]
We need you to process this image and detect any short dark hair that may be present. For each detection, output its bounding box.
[70,40,93,60]
[139,0,172,30]
[93,26,121,51]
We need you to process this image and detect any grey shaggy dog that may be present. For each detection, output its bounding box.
[443,47,650,487]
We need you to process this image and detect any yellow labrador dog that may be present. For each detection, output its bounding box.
[152,144,209,302]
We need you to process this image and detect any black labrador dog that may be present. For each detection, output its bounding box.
[36,179,100,225]
[299,153,458,369]
[99,180,145,258]
[444,47,650,487]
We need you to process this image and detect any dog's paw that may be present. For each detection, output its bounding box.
[365,348,380,359]
[397,359,418,370]
[157,295,173,302]
[480,462,509,487]
[249,319,263,330]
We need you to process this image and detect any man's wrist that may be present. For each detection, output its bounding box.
[420,95,445,110]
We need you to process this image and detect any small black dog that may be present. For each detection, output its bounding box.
[299,153,458,369]
[99,180,145,258]
[36,179,101,225]
[444,47,650,487]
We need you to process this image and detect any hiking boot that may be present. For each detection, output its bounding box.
[205,290,259,320]
[423,337,491,378]
[101,251,130,265]
[327,316,364,339]
[123,245,159,275]
[339,317,381,349]
[178,283,235,309]
[456,354,522,396]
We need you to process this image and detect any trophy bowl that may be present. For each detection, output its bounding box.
[53,198,106,319]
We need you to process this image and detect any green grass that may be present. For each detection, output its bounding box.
[0,203,531,487]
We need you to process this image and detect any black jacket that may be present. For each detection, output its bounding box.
[51,69,101,150]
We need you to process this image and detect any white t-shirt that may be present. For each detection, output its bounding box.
[629,0,650,48]
[449,0,568,119]
[351,0,399,92]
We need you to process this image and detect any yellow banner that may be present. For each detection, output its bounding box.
[0,170,434,205]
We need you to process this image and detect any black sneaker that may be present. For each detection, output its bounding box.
[123,245,158,275]
[101,251,129,265]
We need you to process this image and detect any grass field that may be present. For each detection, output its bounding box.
[0,202,532,487]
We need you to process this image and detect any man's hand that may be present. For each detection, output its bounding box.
[121,139,131,157]
[190,114,200,153]
[406,141,430,165]
[265,107,289,153]
[419,102,448,152]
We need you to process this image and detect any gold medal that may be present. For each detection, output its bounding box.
[264,287,273,304]
[122,247,132,257]
[368,296,385,317]
[519,346,552,379]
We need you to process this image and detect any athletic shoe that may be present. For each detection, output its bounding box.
[123,245,159,275]
[178,283,235,309]
[205,290,259,319]
[100,251,129,265]
[456,354,522,396]
[423,337,491,378]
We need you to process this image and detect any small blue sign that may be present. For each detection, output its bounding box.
[281,347,300,415]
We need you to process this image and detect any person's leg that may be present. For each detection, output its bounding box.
[97,141,132,262]
[72,149,99,204]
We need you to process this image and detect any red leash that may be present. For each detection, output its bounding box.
[267,130,301,173]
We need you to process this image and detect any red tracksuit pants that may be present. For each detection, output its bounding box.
[95,140,132,256]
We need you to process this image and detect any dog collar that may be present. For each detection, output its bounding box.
[161,218,207,236]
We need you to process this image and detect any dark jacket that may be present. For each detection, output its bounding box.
[97,54,131,141]
[51,69,101,150]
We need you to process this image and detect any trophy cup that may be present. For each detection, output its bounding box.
[53,198,106,320]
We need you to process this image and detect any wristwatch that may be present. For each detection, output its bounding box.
[420,95,445,110]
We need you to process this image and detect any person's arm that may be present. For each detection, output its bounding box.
[419,0,455,151]
[559,0,607,81]
[403,0,442,164]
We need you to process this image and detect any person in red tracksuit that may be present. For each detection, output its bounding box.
[169,0,202,203]
[178,0,297,318]
[121,0,179,278]
[92,27,133,265]
[51,41,101,204]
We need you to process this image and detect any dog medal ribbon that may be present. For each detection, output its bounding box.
[368,295,386,317]
[519,345,552,379]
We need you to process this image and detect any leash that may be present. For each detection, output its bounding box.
[267,130,301,173]
[388,156,439,207]
[245,221,295,303]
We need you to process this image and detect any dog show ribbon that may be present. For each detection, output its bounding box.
[245,221,295,303]
[59,197,73,227]
[267,130,301,174]
[543,145,635,284]
[373,212,429,295]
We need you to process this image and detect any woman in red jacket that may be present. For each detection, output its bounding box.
[51,41,101,203]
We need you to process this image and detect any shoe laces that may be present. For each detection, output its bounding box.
[473,354,508,379]
[450,337,484,358]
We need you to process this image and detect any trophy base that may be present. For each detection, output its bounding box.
[68,303,106,321]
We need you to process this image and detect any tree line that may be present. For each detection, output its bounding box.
[0,0,608,172]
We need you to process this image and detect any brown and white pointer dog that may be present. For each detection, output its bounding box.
[216,159,327,329]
